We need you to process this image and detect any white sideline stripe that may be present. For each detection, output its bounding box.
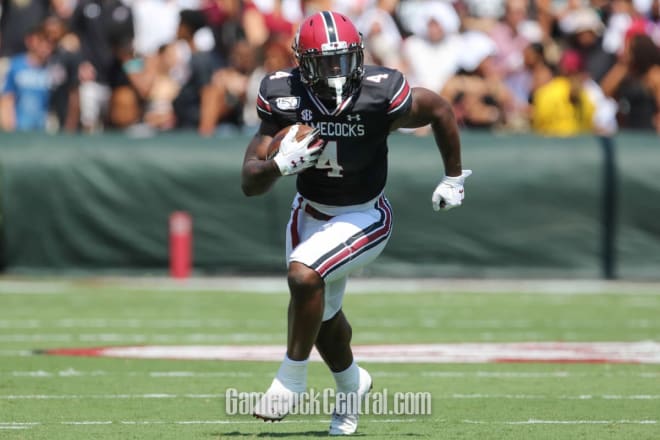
[0,350,32,357]
[2,318,658,330]
[8,370,660,379]
[103,277,660,294]
[6,370,255,378]
[0,281,68,294]
[463,419,658,425]
[65,342,660,363]
[3,393,659,401]
[0,318,278,329]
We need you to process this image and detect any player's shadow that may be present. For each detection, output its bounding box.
[216,432,419,438]
[214,430,331,438]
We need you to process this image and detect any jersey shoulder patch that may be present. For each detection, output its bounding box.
[256,68,301,121]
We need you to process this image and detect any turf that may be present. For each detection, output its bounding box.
[0,280,659,439]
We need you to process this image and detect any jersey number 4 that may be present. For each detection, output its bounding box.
[315,141,343,177]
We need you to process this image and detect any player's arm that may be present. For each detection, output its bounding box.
[241,121,281,196]
[242,121,324,196]
[391,87,472,211]
[391,87,462,177]
[0,94,16,132]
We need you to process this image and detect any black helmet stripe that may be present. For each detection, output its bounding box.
[321,11,338,43]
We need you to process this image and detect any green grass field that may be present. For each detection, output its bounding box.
[1,278,659,439]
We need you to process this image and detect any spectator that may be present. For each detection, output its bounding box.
[355,0,406,71]
[531,49,597,136]
[332,0,372,19]
[251,0,302,40]
[522,41,554,100]
[534,0,589,42]
[649,0,660,46]
[43,15,81,132]
[301,0,332,16]
[602,0,642,54]
[206,39,257,131]
[106,37,159,129]
[600,33,660,131]
[144,43,182,131]
[0,24,54,131]
[400,1,462,93]
[69,0,134,132]
[648,0,660,46]
[489,0,544,105]
[0,0,71,58]
[561,7,616,81]
[131,0,181,57]
[171,9,218,135]
[442,31,517,129]
[202,0,269,67]
[242,36,294,128]
[462,0,505,24]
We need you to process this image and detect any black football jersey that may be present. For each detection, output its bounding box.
[257,65,413,206]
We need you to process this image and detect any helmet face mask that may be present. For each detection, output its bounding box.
[293,11,364,106]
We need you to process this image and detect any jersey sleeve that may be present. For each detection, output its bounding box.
[385,71,413,121]
[255,75,275,124]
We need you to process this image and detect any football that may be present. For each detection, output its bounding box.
[266,124,317,160]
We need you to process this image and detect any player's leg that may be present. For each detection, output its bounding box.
[315,308,352,372]
[254,195,392,424]
[254,197,329,421]
[286,261,325,361]
[316,288,374,436]
[253,260,325,421]
[310,197,392,435]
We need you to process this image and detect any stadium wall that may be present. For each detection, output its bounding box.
[0,131,658,279]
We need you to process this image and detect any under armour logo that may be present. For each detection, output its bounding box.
[347,114,361,122]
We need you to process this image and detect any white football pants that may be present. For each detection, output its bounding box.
[286,193,393,321]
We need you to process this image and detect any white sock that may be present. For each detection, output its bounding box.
[275,355,308,392]
[332,361,359,394]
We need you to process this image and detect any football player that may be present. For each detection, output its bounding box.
[241,10,472,435]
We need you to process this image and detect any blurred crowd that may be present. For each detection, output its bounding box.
[0,0,659,136]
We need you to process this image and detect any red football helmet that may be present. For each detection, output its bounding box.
[292,11,364,106]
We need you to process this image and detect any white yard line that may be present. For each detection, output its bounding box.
[463,419,658,425]
[0,418,419,430]
[2,393,659,401]
[0,394,227,400]
[449,394,660,400]
[1,277,660,295]
[0,333,280,343]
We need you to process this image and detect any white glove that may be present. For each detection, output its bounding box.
[273,125,324,176]
[432,170,473,211]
